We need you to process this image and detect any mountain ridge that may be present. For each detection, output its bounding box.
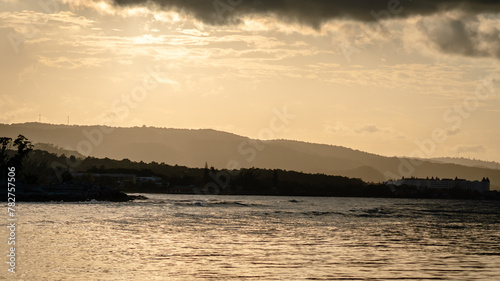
[1,122,498,190]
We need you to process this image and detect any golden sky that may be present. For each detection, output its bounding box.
[1,0,499,162]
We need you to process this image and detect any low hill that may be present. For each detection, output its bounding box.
[1,122,499,190]
[430,157,500,170]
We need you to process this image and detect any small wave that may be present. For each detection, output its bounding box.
[348,207,401,218]
[302,211,345,216]
[173,200,265,207]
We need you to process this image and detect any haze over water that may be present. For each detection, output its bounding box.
[4,195,500,280]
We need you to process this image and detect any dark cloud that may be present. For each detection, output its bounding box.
[112,0,500,26]
[421,19,475,56]
[418,16,500,59]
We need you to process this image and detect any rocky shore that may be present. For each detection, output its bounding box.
[3,183,147,202]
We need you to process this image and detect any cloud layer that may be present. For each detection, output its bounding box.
[112,0,500,26]
[110,0,500,60]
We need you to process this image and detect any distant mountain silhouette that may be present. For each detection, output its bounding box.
[1,122,499,190]
[430,157,500,170]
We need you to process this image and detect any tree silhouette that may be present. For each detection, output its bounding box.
[11,135,34,170]
[0,137,12,171]
[0,135,34,180]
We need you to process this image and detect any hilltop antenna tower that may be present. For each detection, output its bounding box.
[39,114,41,123]
[67,116,69,125]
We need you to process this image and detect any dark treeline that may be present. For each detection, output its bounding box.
[20,149,381,197]
[8,148,499,200]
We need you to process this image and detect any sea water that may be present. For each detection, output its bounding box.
[1,195,500,280]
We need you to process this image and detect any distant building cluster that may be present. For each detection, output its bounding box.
[386,177,490,193]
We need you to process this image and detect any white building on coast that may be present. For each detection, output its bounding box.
[386,177,490,193]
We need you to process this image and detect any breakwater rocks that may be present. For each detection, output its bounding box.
[3,183,147,202]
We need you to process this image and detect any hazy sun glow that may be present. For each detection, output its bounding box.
[0,0,499,162]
